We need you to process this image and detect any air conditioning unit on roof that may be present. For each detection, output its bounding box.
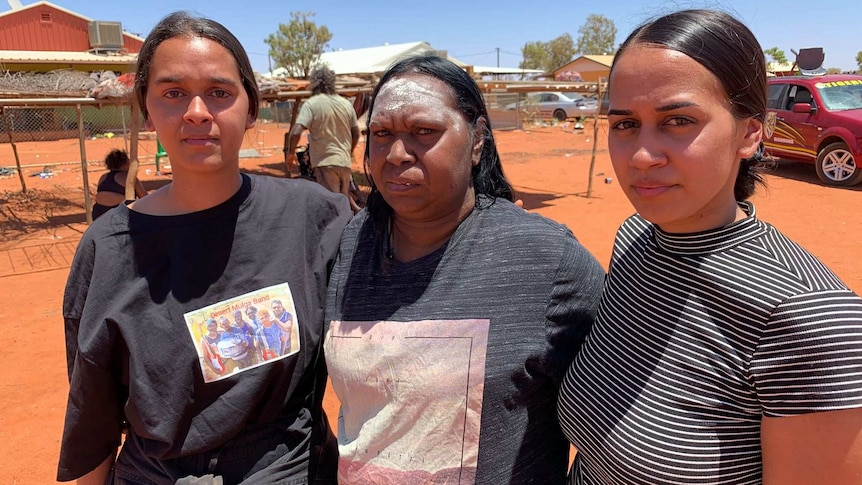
[427,50,448,59]
[88,21,124,50]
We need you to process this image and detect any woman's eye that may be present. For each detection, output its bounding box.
[211,89,231,98]
[611,119,638,130]
[665,116,694,126]
[164,90,184,99]
[416,128,434,136]
[372,130,390,138]
[666,117,694,127]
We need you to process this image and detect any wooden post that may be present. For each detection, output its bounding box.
[290,99,300,127]
[76,104,92,224]
[585,80,603,198]
[1,107,27,193]
[126,100,141,201]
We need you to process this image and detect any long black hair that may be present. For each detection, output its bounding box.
[614,9,767,200]
[364,55,514,230]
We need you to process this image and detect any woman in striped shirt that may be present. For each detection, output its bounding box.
[558,9,862,484]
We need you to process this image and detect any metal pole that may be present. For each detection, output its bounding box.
[76,104,92,224]
[2,107,27,193]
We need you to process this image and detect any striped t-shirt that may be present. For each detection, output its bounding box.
[558,202,862,484]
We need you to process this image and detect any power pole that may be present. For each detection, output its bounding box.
[496,47,500,67]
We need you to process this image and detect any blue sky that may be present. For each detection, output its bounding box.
[48,0,860,73]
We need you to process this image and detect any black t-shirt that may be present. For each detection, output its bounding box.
[59,174,351,481]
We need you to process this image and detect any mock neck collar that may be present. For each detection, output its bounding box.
[651,201,767,255]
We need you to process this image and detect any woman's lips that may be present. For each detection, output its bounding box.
[183,137,218,146]
[632,184,673,197]
[386,181,417,193]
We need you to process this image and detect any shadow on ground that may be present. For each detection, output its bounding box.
[766,159,862,192]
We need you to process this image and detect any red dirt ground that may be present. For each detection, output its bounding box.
[2,120,861,483]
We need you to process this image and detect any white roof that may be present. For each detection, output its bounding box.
[0,49,137,65]
[266,41,466,77]
[471,66,544,75]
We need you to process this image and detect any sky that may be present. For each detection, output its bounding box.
[36,0,861,73]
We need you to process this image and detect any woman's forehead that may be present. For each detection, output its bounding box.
[376,75,455,108]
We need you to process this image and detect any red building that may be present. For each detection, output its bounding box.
[0,1,142,71]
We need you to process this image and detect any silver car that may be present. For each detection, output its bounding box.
[505,92,598,121]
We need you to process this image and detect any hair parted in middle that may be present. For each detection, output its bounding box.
[612,9,768,200]
[363,55,514,231]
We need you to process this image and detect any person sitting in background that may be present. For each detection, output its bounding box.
[92,148,147,219]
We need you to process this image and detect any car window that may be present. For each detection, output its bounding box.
[546,94,558,102]
[785,85,814,110]
[816,79,862,111]
[767,83,786,109]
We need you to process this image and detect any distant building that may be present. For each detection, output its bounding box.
[553,55,615,84]
[0,1,141,72]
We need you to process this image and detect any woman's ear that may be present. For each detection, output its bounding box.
[472,117,487,166]
[144,117,154,132]
[246,112,256,130]
[737,117,763,159]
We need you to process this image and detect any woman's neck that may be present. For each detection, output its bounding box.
[131,170,243,215]
[389,207,473,263]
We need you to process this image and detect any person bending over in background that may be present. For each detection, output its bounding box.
[285,65,362,213]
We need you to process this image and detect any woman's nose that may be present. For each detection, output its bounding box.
[630,136,666,169]
[183,96,213,125]
[385,137,414,165]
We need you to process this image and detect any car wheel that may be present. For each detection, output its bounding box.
[815,142,862,186]
[553,109,567,122]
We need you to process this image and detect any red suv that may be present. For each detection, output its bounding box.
[764,74,862,186]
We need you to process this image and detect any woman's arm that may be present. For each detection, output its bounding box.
[76,452,115,485]
[762,408,862,484]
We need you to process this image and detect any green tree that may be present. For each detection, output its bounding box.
[575,14,617,55]
[546,33,576,72]
[856,51,862,72]
[519,34,575,73]
[519,40,549,71]
[265,11,332,78]
[763,47,788,65]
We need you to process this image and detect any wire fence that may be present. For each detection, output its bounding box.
[0,100,297,175]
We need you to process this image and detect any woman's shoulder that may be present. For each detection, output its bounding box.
[251,174,347,209]
[473,201,585,256]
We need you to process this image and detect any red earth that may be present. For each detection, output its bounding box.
[2,119,860,483]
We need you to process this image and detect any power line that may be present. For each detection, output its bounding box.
[451,50,497,58]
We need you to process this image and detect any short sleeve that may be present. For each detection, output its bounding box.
[752,290,862,417]
[541,235,606,383]
[58,351,124,481]
[295,98,314,129]
[58,229,125,481]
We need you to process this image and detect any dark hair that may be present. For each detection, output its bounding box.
[134,11,259,121]
[364,55,514,229]
[614,9,767,200]
[309,66,337,95]
[104,148,130,171]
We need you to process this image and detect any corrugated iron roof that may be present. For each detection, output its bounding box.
[0,49,137,65]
